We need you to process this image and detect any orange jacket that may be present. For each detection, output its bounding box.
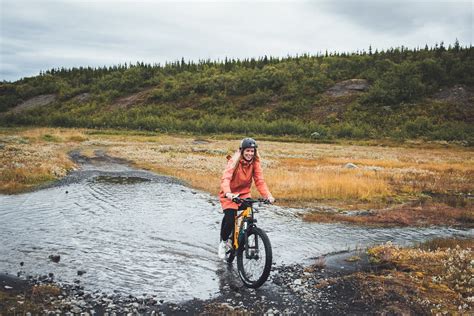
[219,156,271,210]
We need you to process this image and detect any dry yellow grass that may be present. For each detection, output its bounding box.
[267,168,391,201]
[1,128,473,213]
[0,128,79,193]
[367,240,473,314]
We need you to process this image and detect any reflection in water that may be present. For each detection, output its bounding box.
[92,175,151,185]
[0,164,472,301]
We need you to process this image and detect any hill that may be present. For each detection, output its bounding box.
[1,42,473,143]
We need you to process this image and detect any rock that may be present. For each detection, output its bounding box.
[71,307,82,314]
[39,274,48,281]
[72,93,91,104]
[294,279,302,285]
[433,84,473,104]
[310,132,321,139]
[49,254,61,263]
[77,270,86,276]
[344,163,358,169]
[12,94,57,113]
[326,79,369,97]
[4,285,13,290]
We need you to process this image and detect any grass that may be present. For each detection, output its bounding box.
[0,127,472,314]
[303,202,473,227]
[0,284,62,315]
[366,238,473,314]
[267,168,392,201]
[0,128,78,193]
[0,127,472,228]
[416,236,474,250]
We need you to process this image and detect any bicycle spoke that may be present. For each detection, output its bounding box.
[241,234,266,282]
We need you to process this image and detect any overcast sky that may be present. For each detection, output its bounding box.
[1,0,472,82]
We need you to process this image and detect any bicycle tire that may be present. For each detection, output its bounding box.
[237,227,272,288]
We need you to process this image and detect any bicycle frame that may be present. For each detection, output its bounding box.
[232,206,252,250]
[226,197,273,288]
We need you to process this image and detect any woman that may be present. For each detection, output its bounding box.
[218,137,275,259]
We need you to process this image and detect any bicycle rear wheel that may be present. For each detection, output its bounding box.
[237,227,272,288]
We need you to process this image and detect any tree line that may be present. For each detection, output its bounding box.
[1,41,472,143]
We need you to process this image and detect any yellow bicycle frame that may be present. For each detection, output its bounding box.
[233,207,252,249]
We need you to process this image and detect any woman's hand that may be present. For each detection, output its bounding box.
[267,196,275,204]
[225,192,239,201]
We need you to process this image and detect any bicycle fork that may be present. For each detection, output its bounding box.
[244,226,259,259]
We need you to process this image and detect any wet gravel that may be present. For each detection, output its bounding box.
[1,251,385,315]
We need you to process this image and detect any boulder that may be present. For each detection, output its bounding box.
[12,94,57,113]
[48,254,61,263]
[344,163,358,169]
[326,79,369,97]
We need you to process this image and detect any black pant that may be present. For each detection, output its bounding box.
[220,208,237,241]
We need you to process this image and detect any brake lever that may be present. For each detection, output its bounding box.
[232,196,242,204]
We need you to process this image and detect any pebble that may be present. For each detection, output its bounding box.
[7,260,366,315]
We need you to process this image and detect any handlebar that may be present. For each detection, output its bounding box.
[232,197,273,205]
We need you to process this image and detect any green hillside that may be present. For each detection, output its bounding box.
[1,42,473,143]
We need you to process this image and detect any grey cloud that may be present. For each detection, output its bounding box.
[1,0,472,81]
[319,0,472,37]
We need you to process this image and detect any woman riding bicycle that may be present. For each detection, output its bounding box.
[218,137,275,259]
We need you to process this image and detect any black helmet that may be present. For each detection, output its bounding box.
[239,138,258,151]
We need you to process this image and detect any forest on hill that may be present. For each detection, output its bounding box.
[0,41,473,143]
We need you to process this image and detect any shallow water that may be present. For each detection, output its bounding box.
[0,162,472,301]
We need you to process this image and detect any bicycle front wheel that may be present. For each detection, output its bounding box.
[237,227,272,288]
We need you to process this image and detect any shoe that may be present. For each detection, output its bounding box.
[218,240,227,259]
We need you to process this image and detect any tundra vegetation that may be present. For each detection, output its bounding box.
[0,42,472,314]
[0,42,472,143]
[365,238,473,314]
[1,127,471,228]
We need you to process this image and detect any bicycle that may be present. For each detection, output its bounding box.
[225,197,273,289]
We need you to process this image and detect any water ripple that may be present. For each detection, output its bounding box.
[0,170,472,301]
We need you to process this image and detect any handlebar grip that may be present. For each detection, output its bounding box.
[232,197,242,203]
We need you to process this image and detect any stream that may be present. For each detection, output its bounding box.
[0,158,472,302]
